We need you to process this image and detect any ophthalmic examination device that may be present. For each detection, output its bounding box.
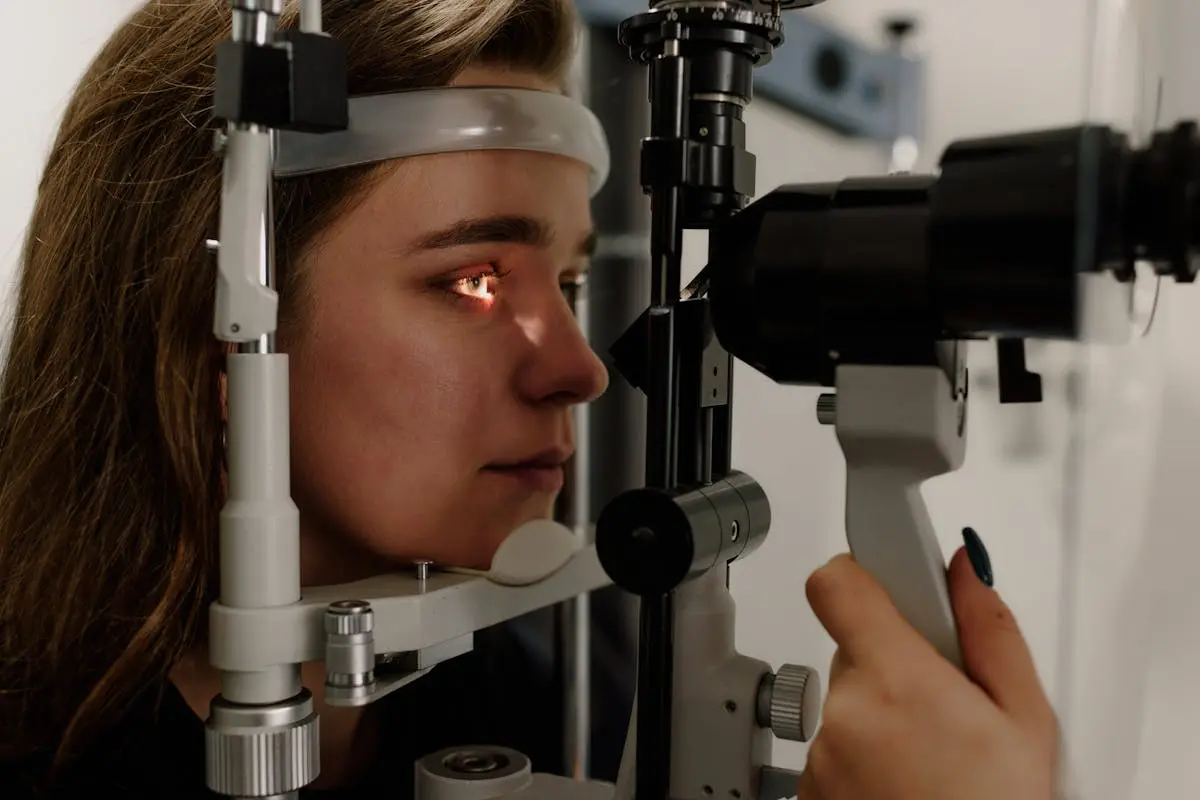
[202,1,1200,799]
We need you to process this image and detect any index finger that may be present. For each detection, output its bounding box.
[805,554,939,665]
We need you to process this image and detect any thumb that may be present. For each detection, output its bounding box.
[795,764,821,800]
[949,531,1054,733]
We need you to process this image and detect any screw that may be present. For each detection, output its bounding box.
[730,520,740,542]
[414,560,432,580]
[885,17,918,43]
[724,700,737,713]
[444,750,509,774]
[699,126,710,137]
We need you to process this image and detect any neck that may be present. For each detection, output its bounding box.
[170,649,381,789]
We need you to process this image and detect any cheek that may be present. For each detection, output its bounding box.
[285,249,513,509]
[290,308,503,467]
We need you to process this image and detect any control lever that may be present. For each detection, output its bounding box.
[818,362,967,669]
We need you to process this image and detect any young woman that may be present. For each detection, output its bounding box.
[0,1,1060,798]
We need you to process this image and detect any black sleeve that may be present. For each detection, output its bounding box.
[583,586,637,782]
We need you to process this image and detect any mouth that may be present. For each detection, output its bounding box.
[484,447,572,493]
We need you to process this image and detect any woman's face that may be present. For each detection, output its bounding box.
[284,68,608,584]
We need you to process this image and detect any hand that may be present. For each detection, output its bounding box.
[796,545,1060,800]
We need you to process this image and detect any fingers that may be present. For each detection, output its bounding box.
[809,548,1057,744]
[806,554,931,666]
[948,545,1056,734]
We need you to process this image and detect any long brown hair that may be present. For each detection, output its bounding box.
[0,0,578,769]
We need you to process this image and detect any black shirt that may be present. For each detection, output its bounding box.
[1,600,636,799]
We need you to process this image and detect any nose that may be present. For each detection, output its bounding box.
[514,289,609,407]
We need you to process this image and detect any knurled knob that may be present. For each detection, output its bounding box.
[325,599,373,635]
[816,394,837,426]
[767,663,821,742]
[205,691,319,796]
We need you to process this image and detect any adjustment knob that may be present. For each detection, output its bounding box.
[758,663,822,742]
[325,599,373,635]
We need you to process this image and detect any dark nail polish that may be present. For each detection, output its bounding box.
[962,527,993,587]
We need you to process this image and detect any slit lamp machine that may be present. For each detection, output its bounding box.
[201,1,1200,799]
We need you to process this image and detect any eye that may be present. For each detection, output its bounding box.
[437,264,510,304]
[454,272,495,300]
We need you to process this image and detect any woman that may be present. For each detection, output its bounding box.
[0,0,1061,797]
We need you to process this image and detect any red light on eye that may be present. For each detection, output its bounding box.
[459,274,494,300]
[450,270,501,306]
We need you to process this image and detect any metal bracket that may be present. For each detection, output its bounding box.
[574,0,924,143]
[208,546,612,673]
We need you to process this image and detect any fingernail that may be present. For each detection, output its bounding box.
[962,527,993,587]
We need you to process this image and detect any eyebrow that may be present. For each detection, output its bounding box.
[410,215,597,259]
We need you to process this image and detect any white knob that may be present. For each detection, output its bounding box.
[763,663,821,742]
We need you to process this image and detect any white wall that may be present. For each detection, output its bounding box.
[1058,3,1200,797]
[3,2,1197,798]
[0,1,144,320]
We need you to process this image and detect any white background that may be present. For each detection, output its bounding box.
[1,2,1197,798]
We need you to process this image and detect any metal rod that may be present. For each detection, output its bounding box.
[231,1,277,356]
[213,0,298,705]
[637,45,691,800]
[648,48,687,307]
[299,0,323,33]
[238,157,276,355]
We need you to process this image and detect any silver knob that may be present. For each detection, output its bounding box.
[325,599,373,635]
[205,690,319,795]
[325,600,376,703]
[759,663,821,742]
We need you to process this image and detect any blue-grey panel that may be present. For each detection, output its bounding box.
[574,0,924,143]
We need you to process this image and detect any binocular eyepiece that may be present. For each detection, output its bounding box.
[708,121,1200,389]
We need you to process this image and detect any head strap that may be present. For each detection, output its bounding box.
[273,86,611,196]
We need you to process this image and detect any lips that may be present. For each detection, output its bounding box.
[485,447,572,493]
[487,446,573,471]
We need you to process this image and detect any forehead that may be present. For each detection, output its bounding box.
[368,149,593,239]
